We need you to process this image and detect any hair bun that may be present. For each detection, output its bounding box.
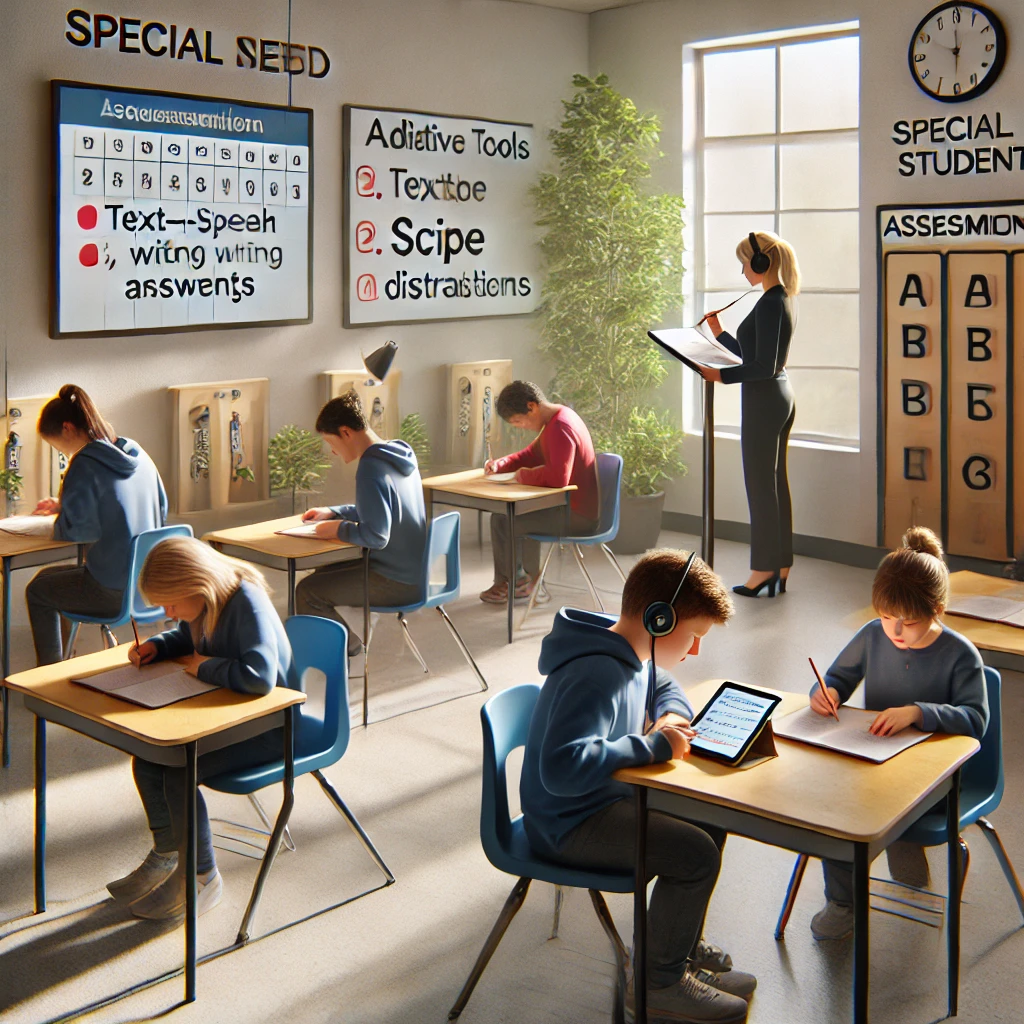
[58,384,78,403]
[902,525,944,559]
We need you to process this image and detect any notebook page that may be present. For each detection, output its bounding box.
[275,522,322,538]
[947,594,1024,623]
[72,662,218,708]
[773,706,931,763]
[0,515,56,537]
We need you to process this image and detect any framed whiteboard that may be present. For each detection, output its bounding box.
[51,80,313,338]
[343,104,540,327]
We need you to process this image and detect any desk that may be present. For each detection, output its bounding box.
[6,646,305,1013]
[617,680,978,1024]
[0,534,81,767]
[421,470,575,644]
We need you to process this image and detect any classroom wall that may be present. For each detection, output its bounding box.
[0,0,587,521]
[590,0,1024,549]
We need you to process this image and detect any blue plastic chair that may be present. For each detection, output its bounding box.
[363,511,487,726]
[204,615,394,937]
[520,453,627,628]
[448,684,632,1022]
[62,524,194,660]
[774,667,1024,939]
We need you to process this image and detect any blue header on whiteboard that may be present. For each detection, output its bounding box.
[55,82,309,146]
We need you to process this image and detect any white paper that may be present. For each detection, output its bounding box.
[274,522,323,538]
[773,705,931,763]
[72,662,218,708]
[488,472,517,483]
[947,594,1024,629]
[0,515,56,537]
[649,327,743,368]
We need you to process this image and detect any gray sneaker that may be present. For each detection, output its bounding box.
[646,971,749,1022]
[690,938,733,973]
[810,900,854,941]
[107,849,177,904]
[692,968,757,1002]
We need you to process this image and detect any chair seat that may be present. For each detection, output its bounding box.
[67,607,167,628]
[901,784,1002,846]
[527,530,614,546]
[486,816,633,894]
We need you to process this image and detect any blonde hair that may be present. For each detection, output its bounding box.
[735,231,802,296]
[140,536,270,636]
[872,526,948,620]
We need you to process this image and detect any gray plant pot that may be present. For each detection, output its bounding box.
[609,490,666,555]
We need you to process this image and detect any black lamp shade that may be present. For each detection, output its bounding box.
[363,341,398,382]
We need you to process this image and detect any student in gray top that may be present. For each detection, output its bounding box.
[807,525,989,940]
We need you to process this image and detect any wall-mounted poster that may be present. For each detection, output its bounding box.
[343,105,540,327]
[51,80,313,338]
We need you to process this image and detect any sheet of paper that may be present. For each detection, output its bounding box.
[274,522,323,538]
[648,327,743,368]
[488,472,517,483]
[947,594,1024,628]
[773,705,931,763]
[72,661,218,708]
[0,515,56,537]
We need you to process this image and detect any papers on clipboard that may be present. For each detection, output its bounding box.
[773,705,932,763]
[946,594,1024,629]
[0,515,56,538]
[72,662,218,708]
[648,328,742,374]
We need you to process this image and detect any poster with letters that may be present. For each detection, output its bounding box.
[51,80,313,338]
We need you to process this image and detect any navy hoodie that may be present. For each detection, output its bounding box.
[521,608,694,856]
[54,437,167,592]
[328,440,427,586]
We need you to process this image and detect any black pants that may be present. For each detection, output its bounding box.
[490,507,597,583]
[740,378,795,572]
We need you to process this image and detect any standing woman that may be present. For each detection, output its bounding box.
[26,385,167,664]
[703,231,800,597]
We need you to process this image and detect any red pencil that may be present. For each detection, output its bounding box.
[131,617,142,669]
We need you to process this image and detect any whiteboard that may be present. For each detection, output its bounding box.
[51,80,313,338]
[343,105,541,326]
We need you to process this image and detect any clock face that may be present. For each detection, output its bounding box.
[908,3,1007,102]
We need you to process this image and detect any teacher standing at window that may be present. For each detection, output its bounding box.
[702,231,800,598]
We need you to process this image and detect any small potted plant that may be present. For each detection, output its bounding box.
[0,468,24,516]
[268,424,332,515]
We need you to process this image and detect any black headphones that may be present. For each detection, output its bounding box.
[643,551,697,638]
[748,232,771,275]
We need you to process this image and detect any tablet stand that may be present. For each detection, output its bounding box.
[738,720,778,765]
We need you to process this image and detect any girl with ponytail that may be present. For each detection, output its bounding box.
[805,526,989,941]
[26,385,167,665]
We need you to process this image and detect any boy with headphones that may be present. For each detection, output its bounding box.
[520,549,755,1023]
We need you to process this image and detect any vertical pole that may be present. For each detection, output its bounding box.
[2,556,11,767]
[852,844,869,1024]
[287,560,296,618]
[362,549,370,728]
[184,742,198,1003]
[506,503,516,645]
[34,716,46,912]
[702,379,715,568]
[947,769,962,1017]
[633,787,648,1024]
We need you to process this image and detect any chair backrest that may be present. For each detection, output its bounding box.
[126,525,195,623]
[594,452,623,536]
[423,511,461,609]
[480,684,541,864]
[962,666,1003,806]
[285,614,351,763]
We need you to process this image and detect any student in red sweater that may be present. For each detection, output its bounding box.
[481,381,599,604]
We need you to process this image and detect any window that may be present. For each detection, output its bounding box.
[685,27,860,446]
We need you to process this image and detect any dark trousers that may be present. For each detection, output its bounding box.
[490,507,597,583]
[537,799,727,989]
[26,565,123,666]
[740,378,795,572]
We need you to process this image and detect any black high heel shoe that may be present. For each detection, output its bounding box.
[779,576,787,594]
[732,572,780,598]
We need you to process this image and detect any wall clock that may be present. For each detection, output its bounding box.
[908,3,1007,102]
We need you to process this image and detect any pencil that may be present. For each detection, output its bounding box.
[809,657,840,721]
[131,617,142,668]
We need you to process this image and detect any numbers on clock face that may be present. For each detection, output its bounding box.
[909,3,1005,101]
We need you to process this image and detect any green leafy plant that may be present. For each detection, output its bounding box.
[268,425,332,515]
[399,413,432,470]
[0,469,23,504]
[234,466,256,483]
[533,73,687,497]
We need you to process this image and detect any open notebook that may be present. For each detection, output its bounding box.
[274,522,324,538]
[0,515,56,538]
[72,662,218,709]
[773,705,932,763]
[648,327,743,374]
[946,594,1024,629]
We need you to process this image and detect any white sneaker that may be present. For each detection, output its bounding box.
[129,868,223,921]
[810,900,854,941]
[107,849,177,903]
[626,971,749,1023]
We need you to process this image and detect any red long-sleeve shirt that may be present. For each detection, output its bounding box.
[491,406,599,521]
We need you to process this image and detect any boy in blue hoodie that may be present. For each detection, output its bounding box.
[297,391,427,654]
[522,550,755,1024]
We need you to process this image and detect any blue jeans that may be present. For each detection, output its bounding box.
[133,729,284,875]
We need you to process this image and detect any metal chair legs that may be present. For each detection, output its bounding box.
[976,816,1024,920]
[550,884,564,939]
[573,545,605,611]
[312,769,395,885]
[398,613,429,673]
[590,888,629,1024]
[600,543,627,583]
[775,854,809,940]
[62,621,81,661]
[100,624,118,649]
[437,606,488,692]
[519,543,556,630]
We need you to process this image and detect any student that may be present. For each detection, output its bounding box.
[808,526,989,940]
[521,550,756,1023]
[26,384,167,665]
[480,381,598,604]
[110,536,294,920]
[296,391,427,655]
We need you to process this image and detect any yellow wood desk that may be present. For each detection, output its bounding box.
[421,469,575,643]
[6,645,306,1013]
[616,679,978,1024]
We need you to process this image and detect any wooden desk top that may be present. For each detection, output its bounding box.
[616,679,978,844]
[0,518,75,559]
[421,468,575,503]
[5,646,305,746]
[202,515,358,560]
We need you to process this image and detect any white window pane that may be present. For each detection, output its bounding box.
[704,214,775,289]
[704,144,775,212]
[785,368,860,440]
[712,379,742,429]
[704,48,776,137]
[780,137,859,209]
[778,212,859,290]
[787,293,860,368]
[698,289,759,336]
[781,37,859,133]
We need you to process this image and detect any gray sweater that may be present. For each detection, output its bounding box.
[818,620,989,740]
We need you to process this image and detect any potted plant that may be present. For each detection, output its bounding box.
[267,424,332,515]
[0,468,23,516]
[399,412,432,472]
[533,74,687,553]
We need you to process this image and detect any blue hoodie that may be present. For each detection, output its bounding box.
[328,440,427,586]
[54,437,167,592]
[521,608,694,856]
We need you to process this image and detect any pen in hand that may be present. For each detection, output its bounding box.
[809,656,840,721]
[131,617,142,671]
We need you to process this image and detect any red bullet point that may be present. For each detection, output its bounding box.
[79,243,99,267]
[77,205,98,230]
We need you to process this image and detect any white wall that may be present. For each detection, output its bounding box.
[591,0,1024,548]
[0,0,586,516]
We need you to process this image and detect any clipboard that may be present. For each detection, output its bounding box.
[648,328,742,376]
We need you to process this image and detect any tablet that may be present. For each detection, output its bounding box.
[688,682,782,766]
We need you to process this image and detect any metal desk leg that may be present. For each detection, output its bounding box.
[947,769,962,1018]
[184,741,198,1003]
[34,715,46,913]
[506,502,515,645]
[237,705,296,943]
[853,843,869,1024]
[287,559,296,618]
[362,549,370,728]
[2,556,11,767]
[702,379,715,568]
[633,787,648,1024]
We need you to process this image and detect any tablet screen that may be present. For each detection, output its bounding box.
[690,685,779,761]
